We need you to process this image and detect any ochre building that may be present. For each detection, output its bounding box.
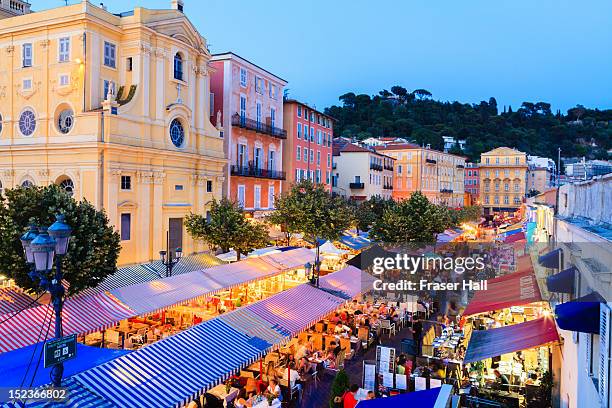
[0,1,225,265]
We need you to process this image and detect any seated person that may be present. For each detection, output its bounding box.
[266,378,282,401]
[297,357,312,377]
[366,391,375,400]
[324,347,337,369]
[494,369,510,391]
[525,373,540,386]
[295,340,309,360]
[281,362,303,399]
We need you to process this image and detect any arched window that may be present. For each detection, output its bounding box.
[58,177,75,196]
[173,53,183,81]
[21,180,34,188]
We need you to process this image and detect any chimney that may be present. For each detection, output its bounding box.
[171,0,184,12]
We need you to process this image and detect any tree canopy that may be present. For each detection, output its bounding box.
[271,180,352,245]
[185,198,269,261]
[0,185,120,295]
[370,192,450,244]
[325,86,611,162]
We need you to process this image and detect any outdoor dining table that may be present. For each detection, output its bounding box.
[251,397,281,408]
[207,384,240,404]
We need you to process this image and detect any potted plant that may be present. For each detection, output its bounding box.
[329,369,350,408]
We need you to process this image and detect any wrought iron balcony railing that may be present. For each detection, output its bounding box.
[231,113,287,140]
[349,182,365,189]
[230,164,286,180]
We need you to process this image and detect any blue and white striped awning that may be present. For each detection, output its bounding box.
[247,283,346,336]
[109,271,225,315]
[218,308,287,346]
[74,319,266,408]
[77,253,224,297]
[319,266,376,299]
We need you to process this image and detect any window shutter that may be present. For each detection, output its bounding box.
[599,305,610,406]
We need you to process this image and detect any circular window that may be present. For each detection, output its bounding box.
[19,109,36,136]
[169,119,185,148]
[57,109,74,134]
[59,178,74,196]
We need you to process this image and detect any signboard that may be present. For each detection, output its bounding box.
[362,360,377,392]
[430,378,443,388]
[395,374,407,390]
[44,334,77,368]
[375,346,395,374]
[382,372,394,388]
[414,376,427,391]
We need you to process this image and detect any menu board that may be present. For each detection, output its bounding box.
[382,372,394,388]
[376,346,396,373]
[414,376,427,391]
[362,360,377,391]
[430,378,443,388]
[395,374,407,390]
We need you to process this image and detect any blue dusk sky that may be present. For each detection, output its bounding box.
[34,0,612,113]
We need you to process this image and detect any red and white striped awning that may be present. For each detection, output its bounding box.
[0,287,40,315]
[0,293,134,353]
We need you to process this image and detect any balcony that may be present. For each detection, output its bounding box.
[456,164,465,169]
[231,114,287,140]
[383,184,394,190]
[349,182,365,189]
[425,158,437,164]
[231,164,286,180]
[370,163,383,171]
[440,188,454,194]
[384,164,394,171]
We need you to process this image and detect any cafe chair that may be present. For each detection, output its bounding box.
[380,319,397,338]
[358,327,374,350]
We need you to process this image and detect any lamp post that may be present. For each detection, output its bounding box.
[20,214,72,388]
[159,231,182,277]
[304,262,313,284]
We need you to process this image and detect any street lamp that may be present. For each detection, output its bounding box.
[159,231,182,277]
[304,262,313,284]
[21,214,72,388]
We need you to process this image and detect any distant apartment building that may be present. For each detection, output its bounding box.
[527,155,556,193]
[547,174,612,408]
[332,141,394,201]
[479,147,528,214]
[464,163,480,205]
[565,159,612,180]
[442,135,466,153]
[282,100,333,191]
[375,143,465,207]
[0,0,30,19]
[209,53,287,215]
[362,137,408,147]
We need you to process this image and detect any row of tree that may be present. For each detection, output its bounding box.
[0,182,481,295]
[186,181,482,259]
[324,86,611,163]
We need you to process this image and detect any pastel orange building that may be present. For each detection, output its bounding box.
[209,53,287,215]
[282,100,333,191]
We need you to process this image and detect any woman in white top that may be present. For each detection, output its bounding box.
[266,378,282,401]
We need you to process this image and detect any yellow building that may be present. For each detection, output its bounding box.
[375,143,465,207]
[0,1,225,265]
[479,147,528,214]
